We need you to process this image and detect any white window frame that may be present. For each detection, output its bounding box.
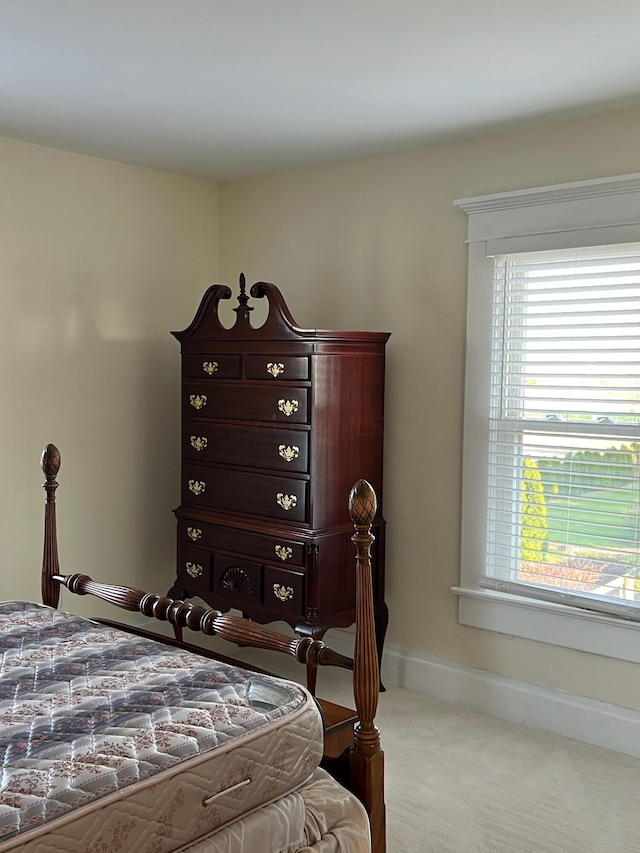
[454,172,640,664]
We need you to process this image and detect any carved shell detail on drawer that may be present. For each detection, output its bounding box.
[220,566,255,595]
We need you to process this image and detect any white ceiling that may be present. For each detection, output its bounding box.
[3,1,640,182]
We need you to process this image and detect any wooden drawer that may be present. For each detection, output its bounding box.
[244,355,309,381]
[183,355,241,379]
[177,545,212,591]
[184,382,309,424]
[179,519,306,567]
[263,566,305,616]
[183,465,308,523]
[184,421,309,472]
[213,555,262,601]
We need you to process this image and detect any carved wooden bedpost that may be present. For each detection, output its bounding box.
[349,479,386,853]
[41,443,61,608]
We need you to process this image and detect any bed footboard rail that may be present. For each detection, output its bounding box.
[53,571,355,670]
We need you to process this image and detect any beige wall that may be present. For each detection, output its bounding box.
[218,105,640,711]
[0,136,219,616]
[5,105,640,713]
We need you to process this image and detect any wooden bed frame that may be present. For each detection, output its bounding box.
[39,443,386,853]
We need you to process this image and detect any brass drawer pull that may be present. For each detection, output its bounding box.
[273,584,294,602]
[267,362,285,378]
[190,394,207,410]
[277,399,299,417]
[203,361,219,375]
[190,436,208,452]
[275,545,293,562]
[278,444,299,463]
[187,527,202,541]
[186,562,203,578]
[188,479,206,495]
[276,493,297,511]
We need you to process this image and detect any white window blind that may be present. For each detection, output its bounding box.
[481,243,640,620]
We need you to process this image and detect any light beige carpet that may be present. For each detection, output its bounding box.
[360,684,640,853]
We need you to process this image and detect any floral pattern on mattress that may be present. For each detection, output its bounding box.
[0,601,316,843]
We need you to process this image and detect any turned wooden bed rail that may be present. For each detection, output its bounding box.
[40,442,385,852]
[53,572,355,671]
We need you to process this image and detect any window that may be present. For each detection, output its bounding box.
[454,173,640,663]
[485,244,640,613]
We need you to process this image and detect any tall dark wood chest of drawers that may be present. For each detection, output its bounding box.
[168,277,389,689]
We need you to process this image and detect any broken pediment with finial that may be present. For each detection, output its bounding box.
[171,273,314,343]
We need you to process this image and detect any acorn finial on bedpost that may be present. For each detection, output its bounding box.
[349,478,386,851]
[41,444,62,609]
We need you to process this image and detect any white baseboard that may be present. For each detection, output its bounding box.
[326,628,640,759]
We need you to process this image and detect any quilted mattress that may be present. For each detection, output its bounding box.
[0,602,324,852]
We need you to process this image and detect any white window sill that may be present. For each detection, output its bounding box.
[452,586,640,664]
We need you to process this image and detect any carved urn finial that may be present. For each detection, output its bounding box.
[233,273,254,326]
